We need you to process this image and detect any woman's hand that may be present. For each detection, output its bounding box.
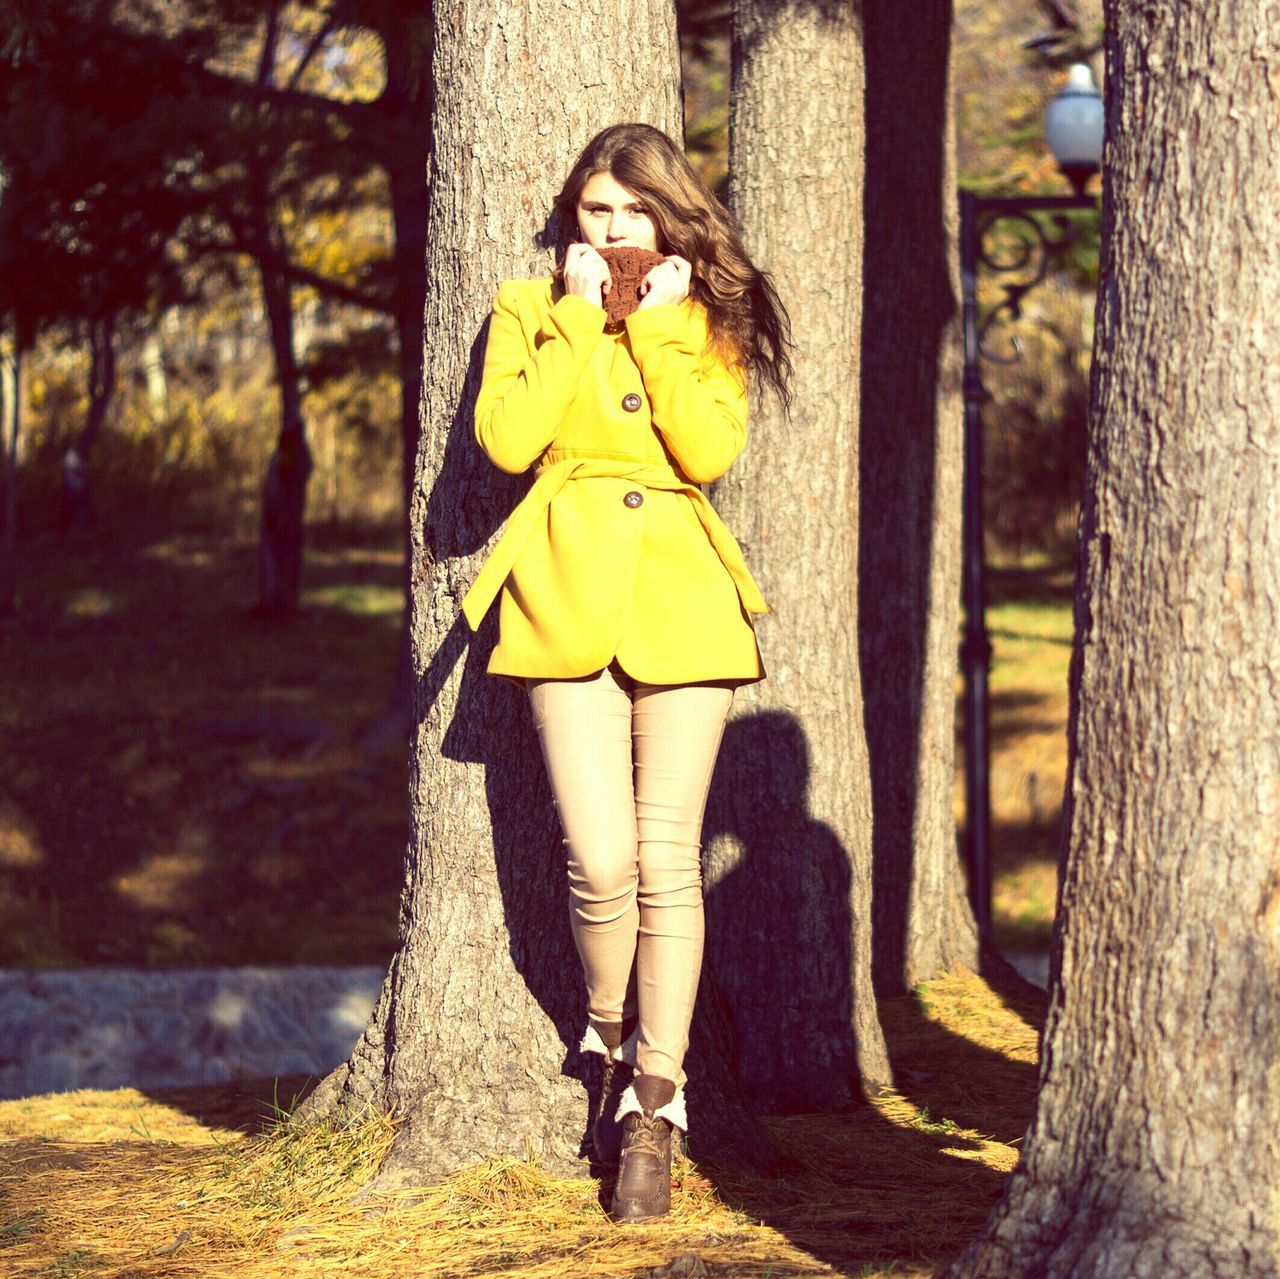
[636,255,692,310]
[562,242,611,310]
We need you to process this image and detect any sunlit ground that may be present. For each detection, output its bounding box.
[0,525,1069,1273]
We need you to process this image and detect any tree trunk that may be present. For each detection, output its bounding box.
[860,1,978,995]
[299,0,771,1186]
[359,14,432,758]
[0,334,19,615]
[60,314,117,529]
[706,0,892,1111]
[945,4,1280,1275]
[255,227,311,614]
[140,331,168,423]
[253,4,312,616]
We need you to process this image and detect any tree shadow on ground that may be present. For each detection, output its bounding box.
[140,1071,323,1136]
[698,975,1043,1276]
[987,563,1076,607]
[0,526,408,971]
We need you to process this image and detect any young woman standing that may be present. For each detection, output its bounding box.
[461,123,791,1222]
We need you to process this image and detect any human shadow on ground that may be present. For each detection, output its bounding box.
[701,987,1041,1275]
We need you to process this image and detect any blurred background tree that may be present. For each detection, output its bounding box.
[0,1,421,614]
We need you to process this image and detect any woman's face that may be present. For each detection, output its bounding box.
[575,171,660,253]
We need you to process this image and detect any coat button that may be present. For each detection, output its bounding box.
[623,490,644,509]
[621,393,643,413]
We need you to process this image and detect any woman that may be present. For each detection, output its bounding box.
[461,123,791,1222]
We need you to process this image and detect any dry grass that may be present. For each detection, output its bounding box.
[0,972,1041,1279]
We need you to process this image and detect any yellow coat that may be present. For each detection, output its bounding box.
[460,277,767,686]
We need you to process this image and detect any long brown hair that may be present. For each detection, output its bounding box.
[553,123,793,412]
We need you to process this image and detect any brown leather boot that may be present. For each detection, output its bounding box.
[589,1018,635,1167]
[609,1074,676,1223]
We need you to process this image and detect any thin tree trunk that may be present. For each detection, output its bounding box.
[140,332,169,424]
[255,242,311,614]
[707,0,892,1110]
[0,334,19,615]
[60,314,117,529]
[253,3,311,616]
[945,4,1280,1275]
[300,0,770,1186]
[860,1,978,995]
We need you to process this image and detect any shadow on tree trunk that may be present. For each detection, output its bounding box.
[860,0,978,998]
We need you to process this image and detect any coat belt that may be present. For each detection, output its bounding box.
[461,456,769,632]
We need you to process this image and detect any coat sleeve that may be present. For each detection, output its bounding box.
[474,281,607,474]
[624,301,750,484]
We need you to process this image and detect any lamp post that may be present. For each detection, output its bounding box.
[959,62,1104,945]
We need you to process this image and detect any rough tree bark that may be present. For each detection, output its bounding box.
[299,0,768,1185]
[704,0,892,1111]
[945,4,1280,1275]
[860,1,978,995]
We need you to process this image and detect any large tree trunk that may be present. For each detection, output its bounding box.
[706,0,892,1111]
[860,1,978,995]
[945,5,1280,1275]
[300,0,769,1187]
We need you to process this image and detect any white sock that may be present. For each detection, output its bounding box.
[579,1022,640,1063]
[614,1080,687,1132]
[617,1024,639,1066]
[579,1023,611,1057]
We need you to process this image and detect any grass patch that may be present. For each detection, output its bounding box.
[0,972,1041,1279]
[0,524,407,968]
[300,582,404,617]
[956,566,1073,953]
[0,1211,48,1249]
[45,1250,106,1276]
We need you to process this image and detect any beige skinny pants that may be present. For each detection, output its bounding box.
[526,660,734,1086]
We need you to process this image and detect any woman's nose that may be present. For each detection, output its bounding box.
[607,212,624,239]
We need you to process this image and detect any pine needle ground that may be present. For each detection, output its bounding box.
[0,971,1043,1279]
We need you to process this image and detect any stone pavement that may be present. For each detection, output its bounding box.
[1007,952,1050,989]
[0,966,383,1100]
